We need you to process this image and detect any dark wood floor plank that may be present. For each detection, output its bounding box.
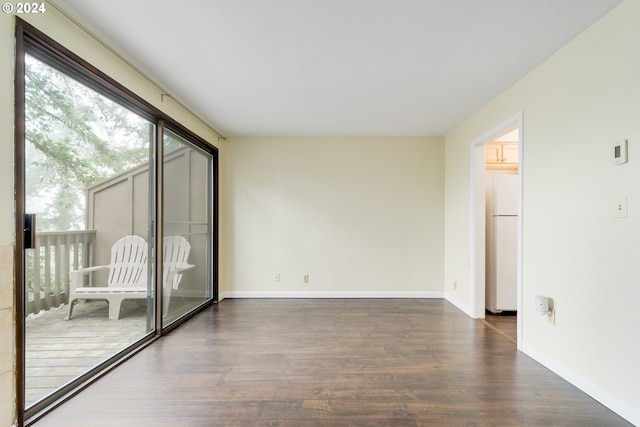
[32,299,631,426]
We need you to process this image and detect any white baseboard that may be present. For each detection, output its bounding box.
[220,291,444,300]
[443,293,472,317]
[522,343,639,426]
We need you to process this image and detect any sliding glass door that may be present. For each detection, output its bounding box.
[16,21,218,423]
[23,52,155,410]
[162,130,214,326]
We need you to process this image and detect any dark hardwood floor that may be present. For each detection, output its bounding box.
[32,299,630,426]
[482,310,517,344]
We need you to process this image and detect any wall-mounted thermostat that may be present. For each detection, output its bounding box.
[613,139,628,165]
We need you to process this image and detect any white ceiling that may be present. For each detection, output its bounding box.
[53,0,621,137]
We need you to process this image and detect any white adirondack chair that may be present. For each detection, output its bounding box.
[162,235,194,313]
[67,235,194,320]
[66,235,149,320]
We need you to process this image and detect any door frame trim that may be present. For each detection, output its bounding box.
[14,18,26,427]
[469,112,524,350]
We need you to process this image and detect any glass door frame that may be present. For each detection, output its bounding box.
[158,124,218,332]
[14,19,218,425]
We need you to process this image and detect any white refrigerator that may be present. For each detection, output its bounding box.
[486,174,518,313]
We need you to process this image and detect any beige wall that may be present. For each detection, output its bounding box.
[0,8,224,426]
[444,0,639,423]
[2,0,638,425]
[223,136,444,297]
[0,9,16,427]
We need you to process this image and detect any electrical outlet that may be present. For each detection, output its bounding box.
[274,272,280,282]
[616,197,628,218]
[548,308,556,325]
[303,274,309,284]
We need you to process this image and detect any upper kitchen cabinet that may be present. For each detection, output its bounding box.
[486,142,518,168]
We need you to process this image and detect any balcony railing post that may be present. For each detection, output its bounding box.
[25,230,96,317]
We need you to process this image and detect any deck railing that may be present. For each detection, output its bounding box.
[26,230,96,317]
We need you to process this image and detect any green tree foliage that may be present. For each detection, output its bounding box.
[25,55,151,231]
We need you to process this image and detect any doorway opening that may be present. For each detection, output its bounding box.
[470,113,523,349]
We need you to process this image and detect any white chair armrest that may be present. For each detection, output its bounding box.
[69,265,109,293]
[71,265,109,274]
[172,263,195,273]
[164,264,195,293]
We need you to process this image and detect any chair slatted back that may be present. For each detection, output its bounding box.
[163,235,191,289]
[107,235,148,287]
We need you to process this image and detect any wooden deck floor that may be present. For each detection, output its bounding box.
[32,299,631,426]
[25,300,149,407]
